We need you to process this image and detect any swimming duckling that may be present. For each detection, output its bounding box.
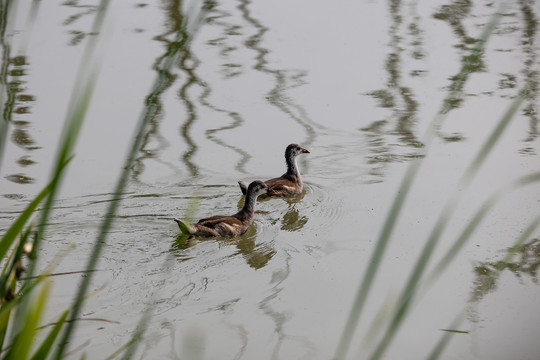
[238,144,310,197]
[174,180,268,237]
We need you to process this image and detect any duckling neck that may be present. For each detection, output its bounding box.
[239,191,257,218]
[286,154,299,176]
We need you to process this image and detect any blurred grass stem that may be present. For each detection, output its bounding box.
[55,8,197,358]
[334,7,505,360]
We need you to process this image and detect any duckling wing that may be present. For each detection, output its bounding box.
[197,216,245,237]
[265,176,299,196]
[197,215,228,224]
[198,215,242,229]
[216,218,245,236]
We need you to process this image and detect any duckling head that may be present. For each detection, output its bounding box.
[286,143,310,157]
[248,180,268,197]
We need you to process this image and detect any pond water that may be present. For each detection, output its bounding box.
[0,0,539,359]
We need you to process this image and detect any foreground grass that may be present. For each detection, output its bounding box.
[0,0,205,358]
[0,1,536,360]
[334,3,540,359]
[0,1,111,358]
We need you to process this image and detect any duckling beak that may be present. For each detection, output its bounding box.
[301,148,310,154]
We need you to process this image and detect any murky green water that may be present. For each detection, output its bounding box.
[0,0,539,359]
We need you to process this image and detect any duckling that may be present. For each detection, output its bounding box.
[238,144,310,197]
[174,180,268,237]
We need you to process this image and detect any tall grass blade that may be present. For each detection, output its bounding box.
[5,281,51,359]
[439,329,469,334]
[490,216,540,267]
[333,8,504,360]
[29,0,111,269]
[427,216,540,359]
[367,83,530,360]
[18,0,41,55]
[31,75,97,270]
[426,310,466,360]
[104,342,132,360]
[0,221,31,303]
[0,242,74,357]
[0,178,54,260]
[119,310,151,360]
[54,9,200,359]
[4,158,70,350]
[0,300,11,352]
[426,172,540,285]
[334,162,418,360]
[0,242,74,326]
[30,310,69,360]
[6,0,111,355]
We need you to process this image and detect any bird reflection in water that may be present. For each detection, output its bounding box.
[263,190,308,232]
[171,223,274,270]
[171,189,308,269]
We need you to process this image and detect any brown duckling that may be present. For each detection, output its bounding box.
[238,144,310,197]
[174,180,268,237]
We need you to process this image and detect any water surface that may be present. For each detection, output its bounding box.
[0,0,539,359]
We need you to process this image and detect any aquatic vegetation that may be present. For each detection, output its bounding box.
[0,0,537,359]
[334,3,540,359]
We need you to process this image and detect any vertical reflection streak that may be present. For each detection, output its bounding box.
[433,0,486,116]
[147,1,253,178]
[362,0,422,181]
[132,0,205,180]
[202,109,250,174]
[257,252,316,360]
[0,0,14,171]
[177,38,200,177]
[232,2,319,355]
[62,1,98,46]
[192,4,253,174]
[0,1,38,186]
[193,6,252,174]
[519,0,539,153]
[238,0,317,158]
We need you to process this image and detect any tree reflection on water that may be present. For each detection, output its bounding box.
[471,238,540,303]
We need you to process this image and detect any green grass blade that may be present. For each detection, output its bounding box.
[54,13,193,360]
[6,1,112,355]
[333,9,504,359]
[30,70,96,267]
[29,0,111,272]
[368,85,530,360]
[0,237,75,334]
[0,223,30,301]
[460,86,531,186]
[0,181,52,260]
[30,310,69,360]
[439,329,469,334]
[5,281,51,360]
[11,64,94,352]
[0,263,66,332]
[427,172,540,284]
[333,160,419,360]
[2,156,70,347]
[119,310,151,360]
[0,305,11,353]
[427,310,466,360]
[427,217,540,359]
[492,215,540,266]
